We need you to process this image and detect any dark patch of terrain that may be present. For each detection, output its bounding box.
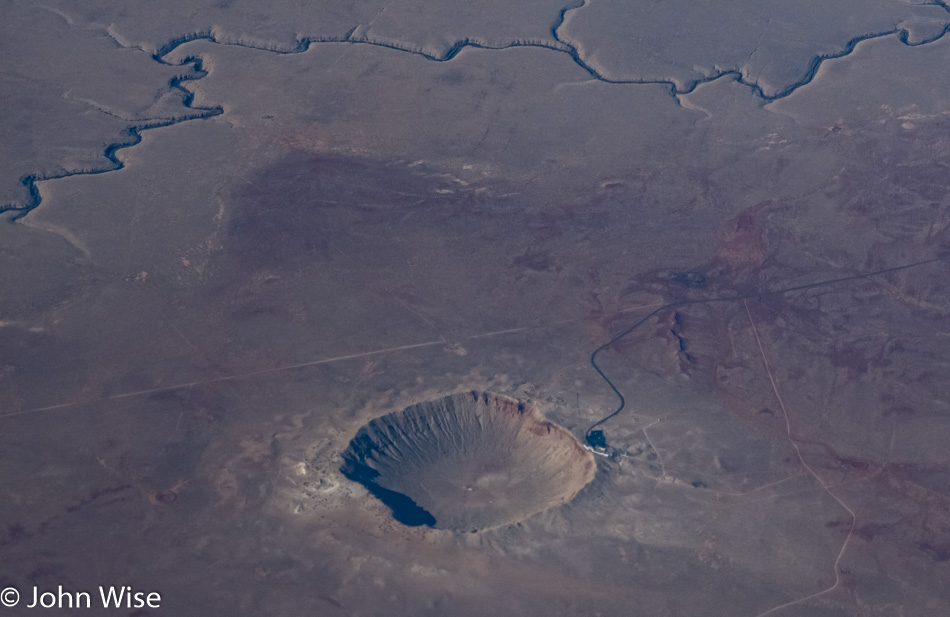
[340,463,437,527]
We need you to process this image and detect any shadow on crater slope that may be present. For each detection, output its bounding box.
[341,391,595,532]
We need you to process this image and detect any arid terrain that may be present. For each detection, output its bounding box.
[2,1,949,615]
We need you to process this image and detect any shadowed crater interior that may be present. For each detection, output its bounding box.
[341,391,596,532]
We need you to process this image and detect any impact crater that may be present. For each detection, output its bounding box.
[341,391,595,532]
